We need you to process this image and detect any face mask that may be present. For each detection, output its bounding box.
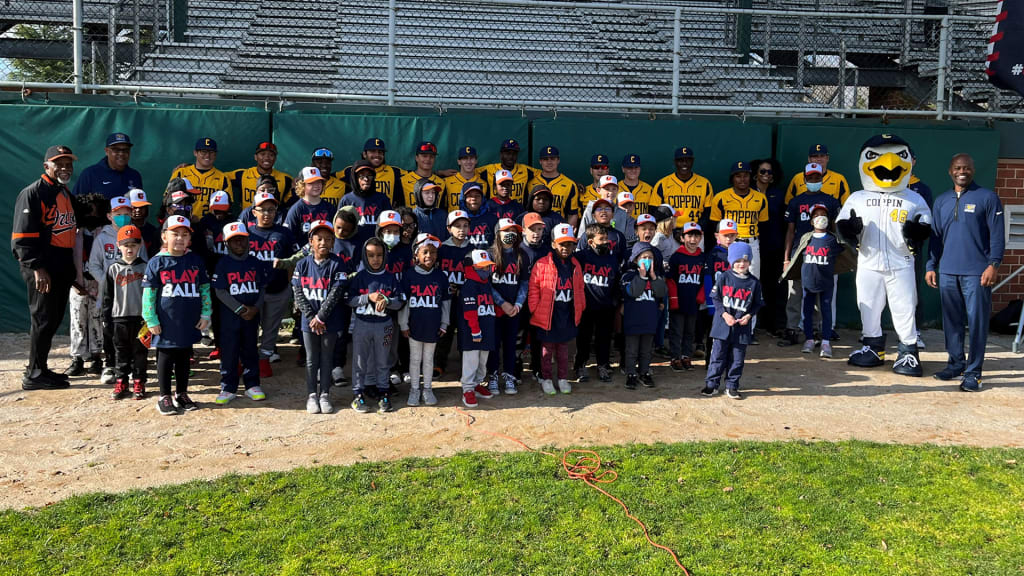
[113,214,131,228]
[805,181,823,193]
[638,258,653,271]
[478,269,492,282]
[382,233,400,248]
[812,216,829,229]
[594,243,611,256]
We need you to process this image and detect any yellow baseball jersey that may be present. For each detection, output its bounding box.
[338,164,405,206]
[579,184,603,209]
[399,170,445,208]
[477,163,536,204]
[443,172,487,211]
[229,167,294,210]
[709,188,770,239]
[652,172,714,225]
[320,175,347,203]
[169,164,233,217]
[527,173,580,218]
[619,180,655,217]
[784,170,851,205]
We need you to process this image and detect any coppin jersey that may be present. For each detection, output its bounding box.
[169,164,233,217]
[478,163,536,204]
[837,189,930,271]
[785,170,851,205]
[320,175,347,204]
[619,180,655,217]
[229,167,294,209]
[399,170,445,208]
[443,172,487,212]
[527,173,581,219]
[709,188,769,239]
[653,173,714,225]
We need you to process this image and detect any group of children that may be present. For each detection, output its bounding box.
[92,160,848,414]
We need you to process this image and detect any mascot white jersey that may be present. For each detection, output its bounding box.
[835,134,931,377]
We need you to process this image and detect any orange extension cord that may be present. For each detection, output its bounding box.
[455,407,691,575]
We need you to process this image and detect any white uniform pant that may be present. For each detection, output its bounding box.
[68,289,102,359]
[856,266,917,345]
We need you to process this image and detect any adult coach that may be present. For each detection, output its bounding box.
[529,145,581,227]
[784,143,851,206]
[709,161,769,278]
[925,153,1004,391]
[169,137,232,217]
[477,138,536,205]
[230,141,294,210]
[72,132,143,200]
[12,145,81,390]
[653,146,714,236]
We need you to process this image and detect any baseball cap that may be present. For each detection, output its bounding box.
[209,190,230,211]
[312,147,333,158]
[255,141,277,154]
[110,196,131,211]
[105,133,132,147]
[471,249,495,268]
[731,161,751,175]
[674,146,694,159]
[495,169,513,185]
[592,197,614,211]
[529,184,553,198]
[462,181,484,196]
[617,191,635,207]
[44,145,77,162]
[523,212,545,229]
[352,159,375,174]
[301,166,325,183]
[458,146,477,159]
[414,233,441,249]
[728,242,753,265]
[169,191,190,204]
[810,203,830,215]
[378,210,402,228]
[805,162,824,175]
[364,138,386,151]
[447,209,470,226]
[195,137,217,151]
[682,222,703,235]
[307,220,333,236]
[717,219,739,234]
[636,214,657,226]
[539,145,559,159]
[599,175,618,188]
[117,225,142,245]
[590,154,609,167]
[860,133,909,151]
[500,138,520,151]
[622,154,641,167]
[809,143,829,156]
[223,221,249,240]
[163,215,192,231]
[127,188,151,207]
[415,141,437,155]
[651,204,676,223]
[498,217,522,232]
[552,223,576,244]
[253,191,278,206]
[167,177,197,195]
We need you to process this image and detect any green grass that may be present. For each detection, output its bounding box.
[2,441,1023,575]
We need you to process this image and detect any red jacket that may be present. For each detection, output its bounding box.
[528,252,585,331]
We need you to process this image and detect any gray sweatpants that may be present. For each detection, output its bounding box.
[352,317,393,393]
[259,289,291,358]
[461,350,489,392]
[409,339,437,390]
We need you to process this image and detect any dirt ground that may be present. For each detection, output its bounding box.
[1,328,1022,509]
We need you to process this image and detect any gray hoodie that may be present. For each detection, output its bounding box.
[88,224,148,308]
[103,256,148,321]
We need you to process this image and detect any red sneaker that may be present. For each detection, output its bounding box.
[259,358,273,378]
[111,378,129,400]
[208,348,221,360]
[132,379,146,400]
[462,390,478,408]
[473,384,494,399]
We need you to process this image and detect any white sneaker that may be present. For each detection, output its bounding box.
[389,372,401,386]
[306,393,320,414]
[268,352,281,363]
[557,379,572,394]
[331,366,345,385]
[502,373,517,395]
[540,379,556,395]
[402,373,412,385]
[801,339,815,354]
[245,386,266,401]
[422,388,438,405]
[100,367,117,385]
[407,387,421,406]
[319,393,333,414]
[215,391,235,405]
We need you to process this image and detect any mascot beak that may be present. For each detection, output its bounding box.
[863,152,911,188]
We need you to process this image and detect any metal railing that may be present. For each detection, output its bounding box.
[1,0,1021,119]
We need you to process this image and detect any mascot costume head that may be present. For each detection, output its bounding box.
[858,134,913,193]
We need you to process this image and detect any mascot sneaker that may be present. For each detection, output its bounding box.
[892,342,923,377]
[848,335,886,368]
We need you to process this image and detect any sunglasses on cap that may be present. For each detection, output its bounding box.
[313,149,333,158]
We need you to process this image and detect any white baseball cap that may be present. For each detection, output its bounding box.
[682,222,703,234]
[127,188,150,207]
[636,214,657,226]
[210,190,230,211]
[471,249,495,268]
[163,215,191,231]
[717,219,739,234]
[552,223,576,244]
[253,191,277,206]
[414,233,440,248]
[498,217,522,232]
[109,196,130,211]
[617,191,635,207]
[223,221,249,240]
[307,219,333,236]
[447,209,470,226]
[805,162,824,175]
[599,175,618,188]
[494,169,513,184]
[301,166,325,183]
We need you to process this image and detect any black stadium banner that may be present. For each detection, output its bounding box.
[987,0,1024,96]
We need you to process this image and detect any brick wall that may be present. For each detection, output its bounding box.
[994,159,1024,308]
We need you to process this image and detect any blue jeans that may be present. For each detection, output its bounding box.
[705,338,747,391]
[939,273,991,378]
[487,314,521,376]
[802,287,834,342]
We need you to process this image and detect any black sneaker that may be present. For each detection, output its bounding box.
[351,393,372,413]
[749,334,760,346]
[776,330,800,347]
[64,357,86,377]
[653,346,672,359]
[22,373,70,390]
[156,395,178,415]
[959,375,982,392]
[700,386,718,397]
[933,367,963,381]
[640,372,655,388]
[41,368,70,383]
[575,367,589,382]
[625,374,638,390]
[725,388,742,400]
[597,365,612,382]
[827,330,840,341]
[174,393,199,411]
[378,394,394,413]
[88,358,103,375]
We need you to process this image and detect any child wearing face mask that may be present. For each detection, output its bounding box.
[620,242,668,390]
[485,218,528,395]
[797,205,843,358]
[376,210,413,386]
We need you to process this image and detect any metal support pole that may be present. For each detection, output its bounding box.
[936,16,948,119]
[173,0,187,42]
[796,17,805,87]
[671,8,680,114]
[387,0,397,105]
[72,0,84,94]
[108,7,118,87]
[764,11,771,66]
[134,0,142,69]
[736,0,752,64]
[838,39,846,110]
[90,41,97,90]
[153,0,160,43]
[901,0,912,64]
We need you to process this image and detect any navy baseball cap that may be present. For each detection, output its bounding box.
[539,145,559,159]
[195,137,217,151]
[364,138,386,151]
[415,141,437,155]
[590,154,609,167]
[860,133,909,151]
[674,146,694,159]
[808,143,829,156]
[458,145,477,159]
[622,153,641,167]
[500,138,520,151]
[730,160,751,175]
[106,133,132,147]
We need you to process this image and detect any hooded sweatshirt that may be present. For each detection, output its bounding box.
[103,255,148,322]
[486,194,525,223]
[292,250,349,333]
[460,188,497,249]
[345,239,406,324]
[88,224,149,308]
[398,264,451,344]
[519,188,565,245]
[414,181,449,241]
[709,269,763,344]
[621,242,668,336]
[458,264,497,351]
[339,169,392,249]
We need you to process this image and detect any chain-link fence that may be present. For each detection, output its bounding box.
[1,0,1021,118]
